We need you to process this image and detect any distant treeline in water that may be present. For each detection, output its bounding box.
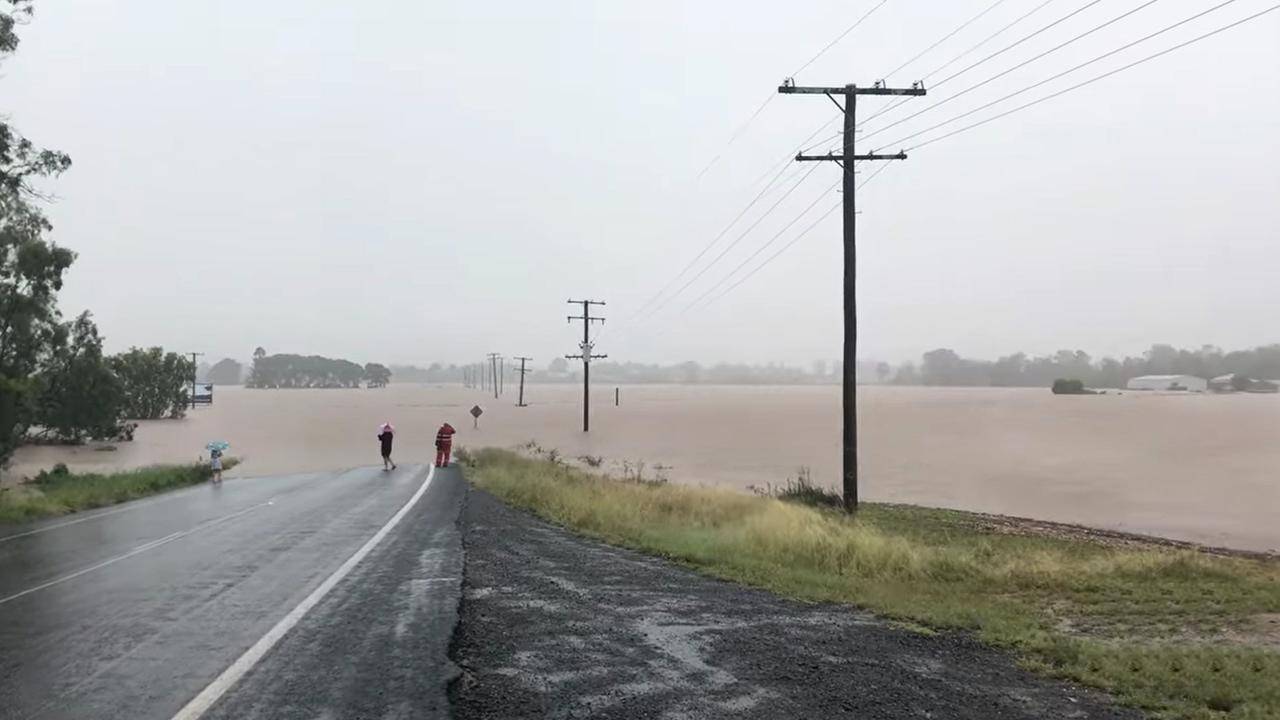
[243,348,391,389]
[388,344,1280,389]
[892,344,1280,389]
[390,358,870,386]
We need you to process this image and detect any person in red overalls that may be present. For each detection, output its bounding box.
[435,422,456,467]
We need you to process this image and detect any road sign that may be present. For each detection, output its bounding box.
[471,405,483,428]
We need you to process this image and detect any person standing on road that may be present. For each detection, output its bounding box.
[435,422,456,467]
[209,446,224,484]
[378,423,397,471]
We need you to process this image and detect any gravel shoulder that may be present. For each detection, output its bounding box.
[450,487,1140,719]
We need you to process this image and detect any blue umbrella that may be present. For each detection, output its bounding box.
[206,440,230,452]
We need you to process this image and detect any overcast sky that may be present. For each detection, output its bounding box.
[5,0,1278,367]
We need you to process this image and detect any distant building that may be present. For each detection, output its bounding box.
[1126,374,1207,392]
[1210,373,1280,394]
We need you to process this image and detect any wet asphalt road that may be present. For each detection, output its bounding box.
[451,488,1139,720]
[0,464,463,720]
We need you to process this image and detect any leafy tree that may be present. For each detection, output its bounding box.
[1,0,75,469]
[247,353,378,389]
[207,358,243,385]
[109,348,194,419]
[363,362,391,388]
[548,357,569,374]
[32,312,127,441]
[253,346,266,360]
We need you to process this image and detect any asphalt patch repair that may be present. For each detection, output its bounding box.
[449,488,1140,719]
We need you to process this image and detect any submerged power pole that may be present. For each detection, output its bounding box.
[188,352,203,408]
[778,79,925,512]
[487,353,501,400]
[514,356,533,407]
[566,299,606,432]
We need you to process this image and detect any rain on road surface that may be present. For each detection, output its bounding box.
[0,465,463,720]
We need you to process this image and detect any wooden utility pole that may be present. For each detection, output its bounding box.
[566,299,606,432]
[778,79,925,511]
[499,356,505,396]
[487,353,501,400]
[514,356,532,407]
[188,352,203,408]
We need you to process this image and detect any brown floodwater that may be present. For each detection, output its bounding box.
[8,384,1279,552]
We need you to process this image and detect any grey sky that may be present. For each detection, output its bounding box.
[6,0,1278,367]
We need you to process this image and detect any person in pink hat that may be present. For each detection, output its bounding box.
[377,422,397,471]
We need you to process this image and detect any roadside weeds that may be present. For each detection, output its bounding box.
[0,460,238,523]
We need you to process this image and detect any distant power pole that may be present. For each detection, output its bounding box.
[188,352,203,408]
[778,78,925,512]
[487,353,501,400]
[514,356,533,407]
[566,299,606,432]
[499,356,505,396]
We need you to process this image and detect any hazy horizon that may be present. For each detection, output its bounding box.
[6,0,1278,367]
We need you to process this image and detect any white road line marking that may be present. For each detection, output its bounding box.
[0,500,275,606]
[169,465,437,720]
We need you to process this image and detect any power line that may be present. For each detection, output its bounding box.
[862,0,1170,145]
[931,0,1104,88]
[903,2,1280,152]
[884,0,1012,80]
[685,176,843,311]
[646,162,822,317]
[701,163,895,311]
[694,0,892,181]
[620,1,1053,340]
[791,0,893,78]
[862,0,1068,126]
[624,156,809,324]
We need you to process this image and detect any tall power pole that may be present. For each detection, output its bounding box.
[487,353,501,400]
[514,356,533,407]
[188,352,203,408]
[778,79,925,512]
[499,356,505,396]
[566,299,606,432]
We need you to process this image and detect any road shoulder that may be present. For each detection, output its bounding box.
[450,486,1138,719]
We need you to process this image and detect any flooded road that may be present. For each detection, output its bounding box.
[9,384,1279,552]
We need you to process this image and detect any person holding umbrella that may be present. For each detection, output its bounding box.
[206,441,229,484]
[378,423,397,471]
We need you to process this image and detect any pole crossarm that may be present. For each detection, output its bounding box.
[796,152,908,162]
[778,85,926,96]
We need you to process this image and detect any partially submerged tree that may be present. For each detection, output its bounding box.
[32,312,128,442]
[363,362,391,388]
[110,348,194,420]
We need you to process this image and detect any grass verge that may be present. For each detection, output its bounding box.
[0,460,238,524]
[463,448,1280,720]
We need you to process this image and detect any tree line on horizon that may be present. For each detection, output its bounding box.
[892,344,1280,389]
[382,344,1280,389]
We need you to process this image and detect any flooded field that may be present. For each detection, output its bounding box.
[8,384,1279,552]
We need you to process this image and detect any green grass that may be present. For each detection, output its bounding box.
[463,448,1280,720]
[0,460,238,524]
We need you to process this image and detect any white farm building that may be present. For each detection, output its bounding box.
[1126,374,1208,392]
